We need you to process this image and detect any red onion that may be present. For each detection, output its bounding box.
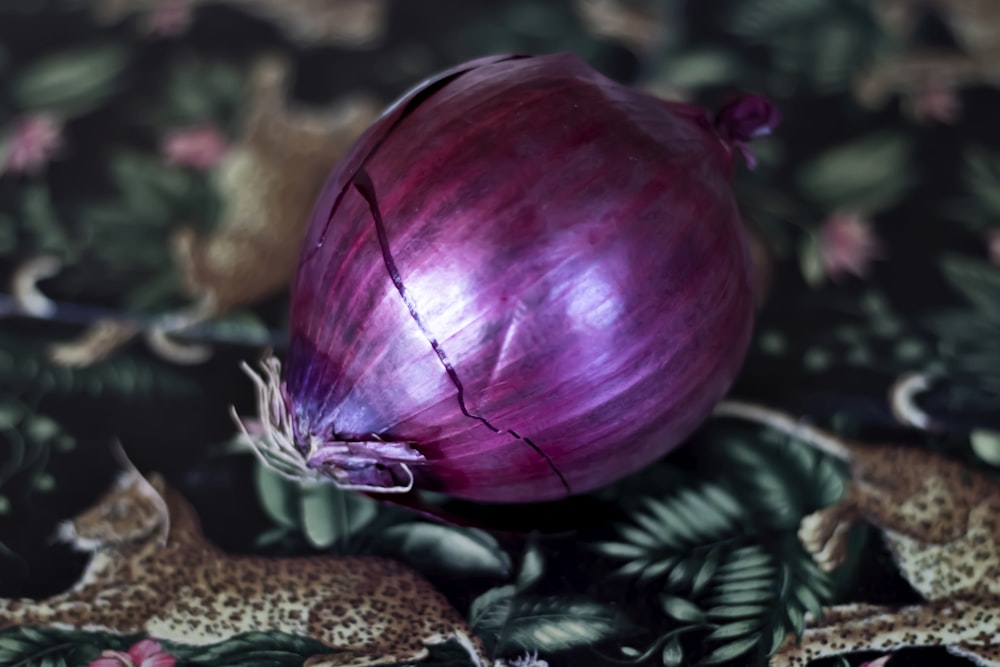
[237,53,777,503]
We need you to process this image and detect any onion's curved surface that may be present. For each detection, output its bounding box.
[248,53,775,503]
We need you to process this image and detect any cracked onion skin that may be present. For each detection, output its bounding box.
[282,53,769,503]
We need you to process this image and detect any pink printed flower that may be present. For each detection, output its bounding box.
[145,0,193,37]
[1,113,63,175]
[89,639,176,667]
[907,82,961,125]
[161,123,229,170]
[819,210,884,281]
[988,229,1000,266]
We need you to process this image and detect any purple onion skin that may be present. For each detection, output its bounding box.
[285,53,760,503]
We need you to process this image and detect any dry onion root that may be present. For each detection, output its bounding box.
[233,356,424,493]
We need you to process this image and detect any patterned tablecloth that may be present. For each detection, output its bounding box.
[1,2,999,666]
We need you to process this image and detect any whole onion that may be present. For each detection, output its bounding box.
[238,53,778,503]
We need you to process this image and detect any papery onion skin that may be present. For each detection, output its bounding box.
[281,53,769,503]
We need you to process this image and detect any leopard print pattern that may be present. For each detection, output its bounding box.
[774,598,1000,667]
[45,55,378,368]
[0,470,494,667]
[857,0,1000,109]
[171,55,378,314]
[771,438,1000,665]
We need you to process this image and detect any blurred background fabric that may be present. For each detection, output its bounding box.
[2,1,1000,666]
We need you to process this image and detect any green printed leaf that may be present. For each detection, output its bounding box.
[657,501,704,543]
[498,598,632,653]
[255,462,377,550]
[971,429,1000,466]
[596,480,746,588]
[11,43,129,117]
[516,542,546,592]
[200,312,273,347]
[0,399,26,429]
[638,556,679,582]
[725,0,884,92]
[591,540,648,560]
[812,460,847,507]
[807,18,866,90]
[716,578,772,593]
[726,0,827,38]
[166,631,330,666]
[255,463,299,529]
[0,628,137,667]
[14,628,47,643]
[709,588,773,605]
[706,605,769,620]
[706,620,762,642]
[0,332,201,397]
[706,432,845,531]
[797,133,913,212]
[25,415,60,443]
[161,57,246,125]
[254,525,292,548]
[661,635,684,667]
[613,559,651,578]
[719,549,771,572]
[666,557,698,590]
[940,254,1000,319]
[630,503,679,542]
[785,600,806,636]
[617,523,662,549]
[108,153,173,222]
[701,485,745,520]
[691,549,720,596]
[299,481,376,550]
[960,148,1000,222]
[701,635,761,664]
[662,595,706,623]
[793,582,825,618]
[675,489,735,540]
[299,484,342,549]
[20,185,67,255]
[769,621,790,654]
[0,636,36,654]
[382,523,511,578]
[469,585,515,646]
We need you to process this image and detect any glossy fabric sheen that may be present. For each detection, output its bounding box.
[287,53,754,502]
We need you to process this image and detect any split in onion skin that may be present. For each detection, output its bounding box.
[238,53,779,504]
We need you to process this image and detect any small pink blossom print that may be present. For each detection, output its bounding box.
[145,0,193,37]
[1,113,64,175]
[988,229,1000,266]
[88,638,177,667]
[907,82,961,125]
[161,123,229,170]
[819,210,884,281]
